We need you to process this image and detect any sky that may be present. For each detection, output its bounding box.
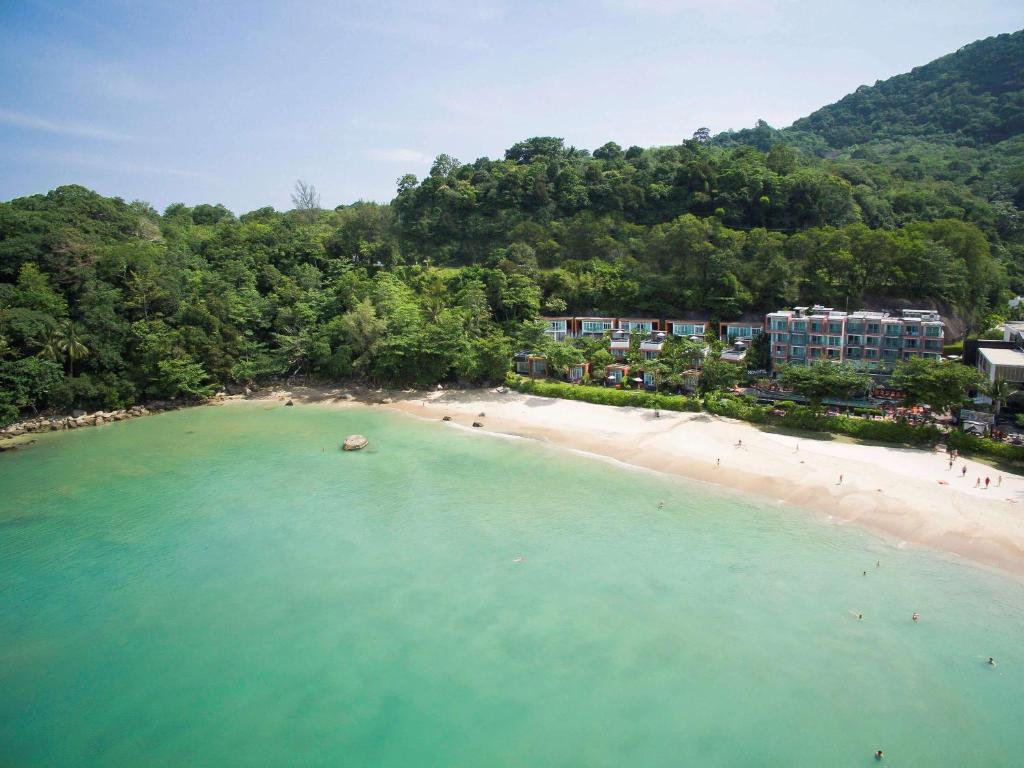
[1,1,1021,214]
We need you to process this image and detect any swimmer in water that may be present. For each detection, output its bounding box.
[875,749,884,760]
[513,554,525,563]
[658,501,665,509]
[858,613,863,620]
[912,612,920,622]
[987,657,996,666]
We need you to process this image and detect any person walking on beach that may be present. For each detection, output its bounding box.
[985,477,991,489]
[976,477,981,488]
[838,474,844,485]
[998,475,1003,487]
[716,458,720,468]
[962,465,968,478]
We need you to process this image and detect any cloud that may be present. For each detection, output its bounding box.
[367,148,434,164]
[12,149,218,182]
[0,108,138,142]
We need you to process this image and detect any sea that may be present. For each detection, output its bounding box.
[1,402,1022,767]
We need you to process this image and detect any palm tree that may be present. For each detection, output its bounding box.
[982,378,1012,418]
[49,321,89,377]
[36,328,63,363]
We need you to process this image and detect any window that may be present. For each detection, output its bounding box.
[810,335,824,345]
[809,348,822,358]
[810,321,823,333]
[882,349,898,361]
[904,338,919,349]
[533,360,547,374]
[884,337,901,349]
[546,320,567,332]
[925,339,942,350]
[905,325,919,336]
[770,319,788,331]
[866,323,881,334]
[516,361,529,374]
[775,345,788,356]
[865,348,879,359]
[791,346,806,359]
[772,333,790,343]
[847,322,864,333]
[582,320,612,334]
[643,372,655,388]
[847,347,862,359]
[884,324,901,337]
[621,321,653,333]
[673,322,705,336]
[790,333,807,345]
[828,336,842,346]
[925,325,942,337]
[865,336,880,347]
[828,321,843,334]
[643,350,658,360]
[847,335,863,346]
[612,348,626,359]
[791,321,807,332]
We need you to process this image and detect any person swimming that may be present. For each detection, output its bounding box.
[875,749,884,760]
[912,612,920,622]
[987,657,996,666]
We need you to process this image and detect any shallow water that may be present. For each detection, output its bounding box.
[1,403,1022,767]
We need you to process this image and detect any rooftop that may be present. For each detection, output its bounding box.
[979,347,1024,366]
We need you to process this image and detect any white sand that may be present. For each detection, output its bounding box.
[232,386,1024,579]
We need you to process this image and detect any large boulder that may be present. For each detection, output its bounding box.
[342,435,368,451]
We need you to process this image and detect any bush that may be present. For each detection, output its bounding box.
[948,430,1024,462]
[509,376,702,412]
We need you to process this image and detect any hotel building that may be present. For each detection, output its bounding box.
[765,306,944,371]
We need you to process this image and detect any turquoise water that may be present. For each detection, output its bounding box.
[2,404,1023,767]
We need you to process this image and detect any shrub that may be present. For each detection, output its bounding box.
[948,430,1024,462]
[508,376,702,412]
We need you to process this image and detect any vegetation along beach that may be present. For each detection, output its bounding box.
[3,6,1024,766]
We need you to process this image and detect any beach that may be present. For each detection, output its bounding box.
[232,386,1024,580]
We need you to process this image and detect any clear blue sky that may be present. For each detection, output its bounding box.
[1,1,1021,214]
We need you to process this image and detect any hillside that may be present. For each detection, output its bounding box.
[791,30,1024,150]
[0,32,1022,421]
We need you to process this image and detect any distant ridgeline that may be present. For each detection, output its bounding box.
[0,30,1022,420]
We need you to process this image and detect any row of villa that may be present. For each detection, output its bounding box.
[518,306,946,389]
[541,316,764,343]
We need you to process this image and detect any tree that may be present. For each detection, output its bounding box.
[56,320,89,376]
[777,362,871,411]
[890,358,982,413]
[980,378,1012,417]
[291,180,321,224]
[0,358,63,424]
[699,355,741,394]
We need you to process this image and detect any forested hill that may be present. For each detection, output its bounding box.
[1,31,1023,421]
[791,29,1024,150]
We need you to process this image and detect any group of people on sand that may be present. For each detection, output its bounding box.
[946,448,1000,490]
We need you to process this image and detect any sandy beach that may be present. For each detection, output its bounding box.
[231,386,1024,579]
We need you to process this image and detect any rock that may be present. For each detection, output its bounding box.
[478,412,486,417]
[72,410,86,418]
[285,400,294,407]
[380,397,393,404]
[341,393,355,401]
[442,416,452,422]
[0,439,35,453]
[342,435,368,451]
[496,386,508,394]
[472,422,483,428]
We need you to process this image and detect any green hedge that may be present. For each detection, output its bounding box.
[947,430,1024,462]
[509,376,702,412]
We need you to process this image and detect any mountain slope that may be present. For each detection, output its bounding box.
[792,30,1024,149]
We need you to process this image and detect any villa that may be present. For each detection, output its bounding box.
[665,318,710,340]
[512,351,548,378]
[639,331,668,360]
[609,330,631,360]
[976,321,1024,388]
[720,316,764,342]
[766,305,944,371]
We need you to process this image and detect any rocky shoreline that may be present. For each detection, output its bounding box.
[0,400,190,451]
